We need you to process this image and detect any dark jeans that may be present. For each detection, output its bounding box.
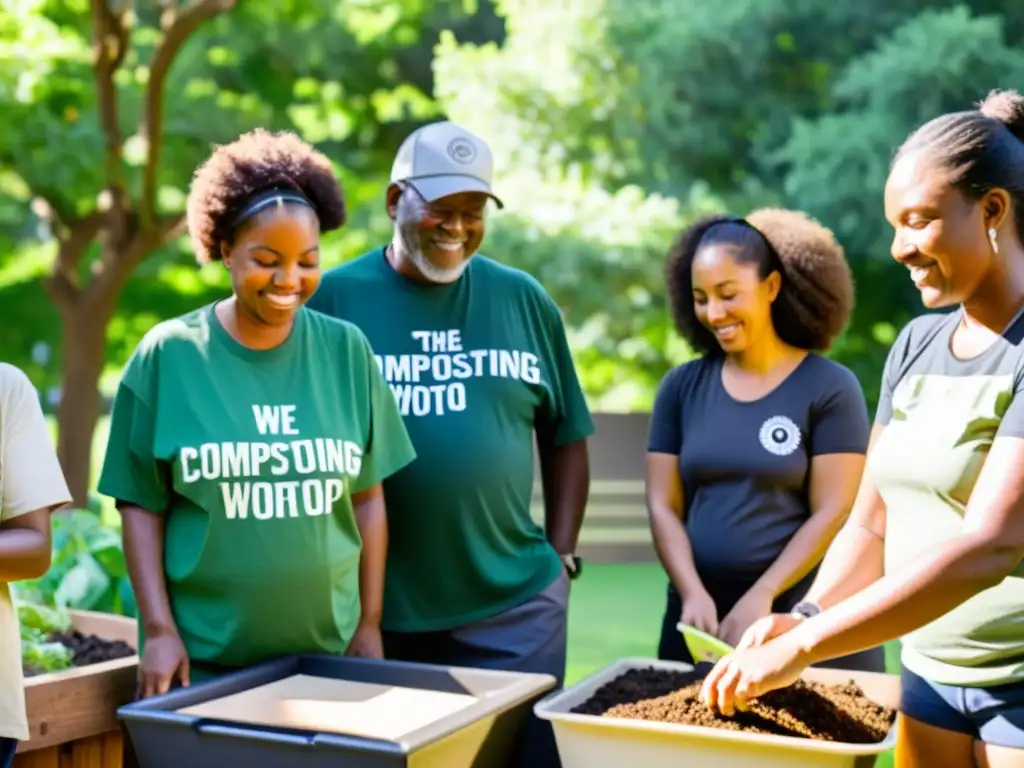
[384,571,571,768]
[0,737,17,768]
[658,573,886,673]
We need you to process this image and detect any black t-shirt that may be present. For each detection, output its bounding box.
[648,353,870,582]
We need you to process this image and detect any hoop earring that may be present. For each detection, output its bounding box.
[989,227,999,254]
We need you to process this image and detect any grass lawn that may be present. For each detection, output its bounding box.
[566,563,898,768]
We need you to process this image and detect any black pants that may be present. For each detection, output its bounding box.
[0,738,16,768]
[657,573,886,672]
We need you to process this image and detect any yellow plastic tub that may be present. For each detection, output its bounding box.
[533,658,899,768]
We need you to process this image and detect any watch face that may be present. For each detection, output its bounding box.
[793,601,820,619]
[564,555,582,579]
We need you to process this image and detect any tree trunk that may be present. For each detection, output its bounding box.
[56,301,113,507]
[40,0,236,506]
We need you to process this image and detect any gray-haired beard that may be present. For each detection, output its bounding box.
[404,244,467,284]
[394,187,468,285]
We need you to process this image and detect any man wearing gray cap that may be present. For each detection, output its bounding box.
[307,120,593,767]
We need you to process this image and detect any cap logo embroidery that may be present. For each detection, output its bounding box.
[447,137,476,164]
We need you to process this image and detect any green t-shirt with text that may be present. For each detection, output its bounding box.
[98,304,415,668]
[307,248,594,632]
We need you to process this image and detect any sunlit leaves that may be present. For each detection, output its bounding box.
[435,0,1024,411]
[775,6,1024,263]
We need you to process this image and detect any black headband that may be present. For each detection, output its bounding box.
[231,186,315,230]
[707,215,784,272]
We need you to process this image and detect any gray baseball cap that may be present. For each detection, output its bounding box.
[390,121,504,209]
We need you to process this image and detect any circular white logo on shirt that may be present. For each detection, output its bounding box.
[447,137,476,164]
[759,415,801,456]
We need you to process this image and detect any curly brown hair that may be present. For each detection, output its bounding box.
[186,128,346,264]
[665,208,854,355]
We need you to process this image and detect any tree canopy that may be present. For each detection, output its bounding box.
[2,0,1023,499]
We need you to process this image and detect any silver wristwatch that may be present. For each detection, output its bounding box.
[790,600,821,620]
[560,553,582,580]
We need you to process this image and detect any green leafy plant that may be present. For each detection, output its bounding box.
[13,508,136,618]
[17,601,74,674]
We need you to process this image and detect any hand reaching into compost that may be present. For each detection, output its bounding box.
[700,633,810,716]
[718,586,773,647]
[138,631,190,699]
[680,588,719,636]
[346,621,384,659]
[736,613,803,651]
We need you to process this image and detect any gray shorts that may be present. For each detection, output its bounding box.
[382,568,571,682]
[901,664,1024,748]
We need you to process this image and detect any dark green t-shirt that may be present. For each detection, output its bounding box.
[307,248,594,632]
[97,303,415,668]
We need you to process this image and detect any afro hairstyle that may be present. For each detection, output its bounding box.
[665,208,855,355]
[186,128,346,264]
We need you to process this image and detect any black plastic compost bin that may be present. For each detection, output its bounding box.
[117,654,556,768]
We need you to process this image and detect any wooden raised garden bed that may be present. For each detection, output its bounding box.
[15,609,138,768]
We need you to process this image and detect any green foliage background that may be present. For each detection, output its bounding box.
[2,0,1023,467]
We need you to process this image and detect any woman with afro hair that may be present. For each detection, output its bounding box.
[646,207,885,674]
[97,129,416,697]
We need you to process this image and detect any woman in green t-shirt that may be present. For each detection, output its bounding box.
[98,129,416,698]
[701,89,1024,767]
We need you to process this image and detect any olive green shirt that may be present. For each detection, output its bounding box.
[871,310,1024,686]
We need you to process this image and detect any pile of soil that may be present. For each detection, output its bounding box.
[23,630,135,677]
[572,667,895,744]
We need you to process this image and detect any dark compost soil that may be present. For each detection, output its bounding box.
[572,667,896,744]
[23,630,135,677]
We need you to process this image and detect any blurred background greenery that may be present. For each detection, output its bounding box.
[5,0,1024,506]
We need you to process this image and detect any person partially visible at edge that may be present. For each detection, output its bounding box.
[700,89,1024,768]
[96,129,416,699]
[646,208,885,674]
[0,365,71,768]
[305,120,593,768]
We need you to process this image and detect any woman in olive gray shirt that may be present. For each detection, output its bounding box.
[647,208,884,672]
[702,88,1024,768]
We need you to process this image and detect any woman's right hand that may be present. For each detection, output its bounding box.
[680,588,719,636]
[735,613,802,651]
[138,631,190,699]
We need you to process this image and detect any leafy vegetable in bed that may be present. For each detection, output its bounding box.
[22,638,73,673]
[18,601,75,674]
